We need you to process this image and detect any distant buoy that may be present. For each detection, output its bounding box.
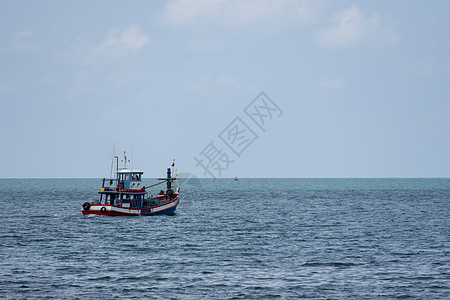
[234,177,238,181]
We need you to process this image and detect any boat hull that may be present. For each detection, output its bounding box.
[82,197,179,216]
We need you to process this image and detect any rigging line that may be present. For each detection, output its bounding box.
[145,181,166,188]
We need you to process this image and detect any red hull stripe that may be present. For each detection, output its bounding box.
[82,198,179,216]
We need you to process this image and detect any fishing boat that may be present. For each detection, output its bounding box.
[81,152,179,216]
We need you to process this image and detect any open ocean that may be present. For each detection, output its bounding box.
[1,178,449,299]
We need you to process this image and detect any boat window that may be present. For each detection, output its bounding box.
[125,175,130,180]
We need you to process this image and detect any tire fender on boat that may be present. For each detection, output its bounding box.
[82,202,91,211]
[100,207,106,214]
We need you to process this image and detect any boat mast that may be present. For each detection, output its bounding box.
[110,146,116,180]
[115,155,119,181]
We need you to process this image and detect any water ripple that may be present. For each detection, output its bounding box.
[0,178,449,299]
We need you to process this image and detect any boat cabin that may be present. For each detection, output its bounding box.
[117,169,143,190]
[97,168,147,208]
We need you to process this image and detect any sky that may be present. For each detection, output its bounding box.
[0,0,449,178]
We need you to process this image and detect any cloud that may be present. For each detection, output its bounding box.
[314,5,398,48]
[159,0,322,31]
[64,24,150,65]
[8,30,42,53]
[93,24,150,53]
[60,24,150,100]
[320,78,345,89]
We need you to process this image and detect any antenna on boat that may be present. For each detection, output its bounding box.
[110,146,115,179]
[115,155,119,180]
[124,150,127,169]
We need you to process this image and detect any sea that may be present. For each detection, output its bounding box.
[0,178,449,299]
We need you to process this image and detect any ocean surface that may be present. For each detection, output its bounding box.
[1,178,449,299]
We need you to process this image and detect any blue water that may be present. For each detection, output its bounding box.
[1,178,449,299]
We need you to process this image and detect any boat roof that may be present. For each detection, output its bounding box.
[118,168,144,174]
